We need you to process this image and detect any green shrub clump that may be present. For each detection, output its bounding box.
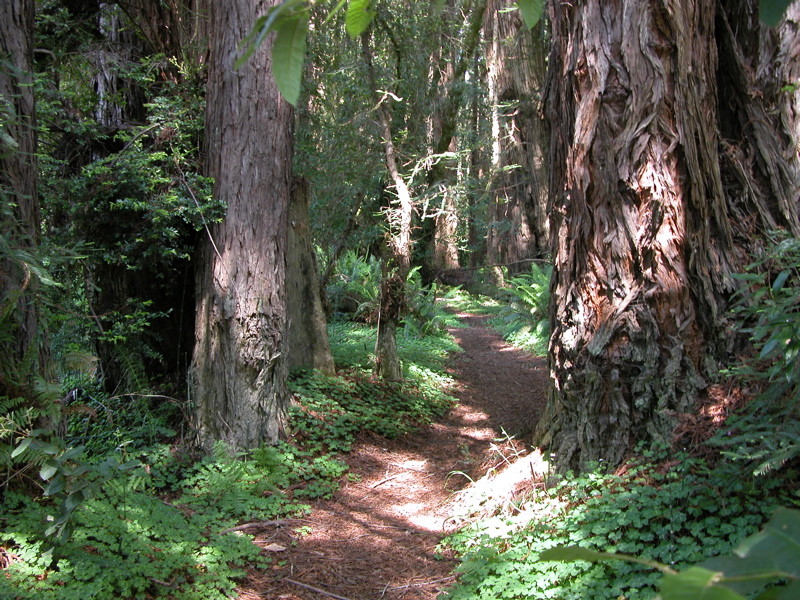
[289,369,455,453]
[490,263,551,356]
[442,448,798,600]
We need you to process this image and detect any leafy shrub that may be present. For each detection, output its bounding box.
[326,252,462,336]
[442,447,799,600]
[61,377,179,456]
[444,289,503,315]
[325,250,382,320]
[404,267,463,336]
[710,232,800,474]
[490,262,551,355]
[327,319,461,378]
[2,327,460,600]
[288,369,455,453]
[0,484,264,600]
[539,506,800,600]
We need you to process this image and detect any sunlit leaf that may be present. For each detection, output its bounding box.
[346,0,373,38]
[11,437,32,458]
[272,13,308,106]
[40,460,58,481]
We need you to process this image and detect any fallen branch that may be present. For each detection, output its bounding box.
[386,575,458,590]
[371,474,400,488]
[148,577,177,589]
[358,474,400,500]
[283,577,354,600]
[379,575,458,598]
[218,519,290,535]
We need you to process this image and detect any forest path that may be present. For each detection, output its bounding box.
[239,313,549,600]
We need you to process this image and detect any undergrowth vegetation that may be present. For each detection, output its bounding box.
[0,289,459,599]
[489,263,552,356]
[441,446,799,600]
[441,234,800,600]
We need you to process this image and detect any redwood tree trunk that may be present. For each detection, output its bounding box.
[425,0,488,275]
[287,178,335,375]
[0,0,44,394]
[484,0,549,275]
[190,0,292,450]
[536,0,797,471]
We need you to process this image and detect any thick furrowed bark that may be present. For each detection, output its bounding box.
[0,0,46,392]
[190,0,292,451]
[538,0,736,470]
[484,0,549,273]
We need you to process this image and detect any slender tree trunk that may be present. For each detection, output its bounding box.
[536,0,798,472]
[362,32,412,381]
[190,0,292,450]
[467,53,487,269]
[287,178,335,375]
[484,0,549,277]
[0,0,45,394]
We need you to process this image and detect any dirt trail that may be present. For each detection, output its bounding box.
[239,313,549,600]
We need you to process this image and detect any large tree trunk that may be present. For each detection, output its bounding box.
[424,0,489,277]
[287,178,335,375]
[190,0,292,450]
[0,0,45,395]
[536,0,798,472]
[484,0,549,277]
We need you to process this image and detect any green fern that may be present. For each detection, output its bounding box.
[710,232,800,474]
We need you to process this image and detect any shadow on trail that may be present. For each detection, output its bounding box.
[239,311,549,600]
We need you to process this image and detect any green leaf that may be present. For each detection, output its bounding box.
[117,459,142,471]
[518,0,544,29]
[538,545,671,572]
[763,579,800,599]
[40,460,59,481]
[64,490,85,513]
[11,437,32,458]
[760,0,793,26]
[45,474,65,496]
[660,567,746,600]
[235,0,305,69]
[734,507,800,576]
[760,337,780,358]
[272,12,308,106]
[702,555,788,596]
[772,269,791,291]
[59,446,85,462]
[37,442,60,455]
[346,0,373,38]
